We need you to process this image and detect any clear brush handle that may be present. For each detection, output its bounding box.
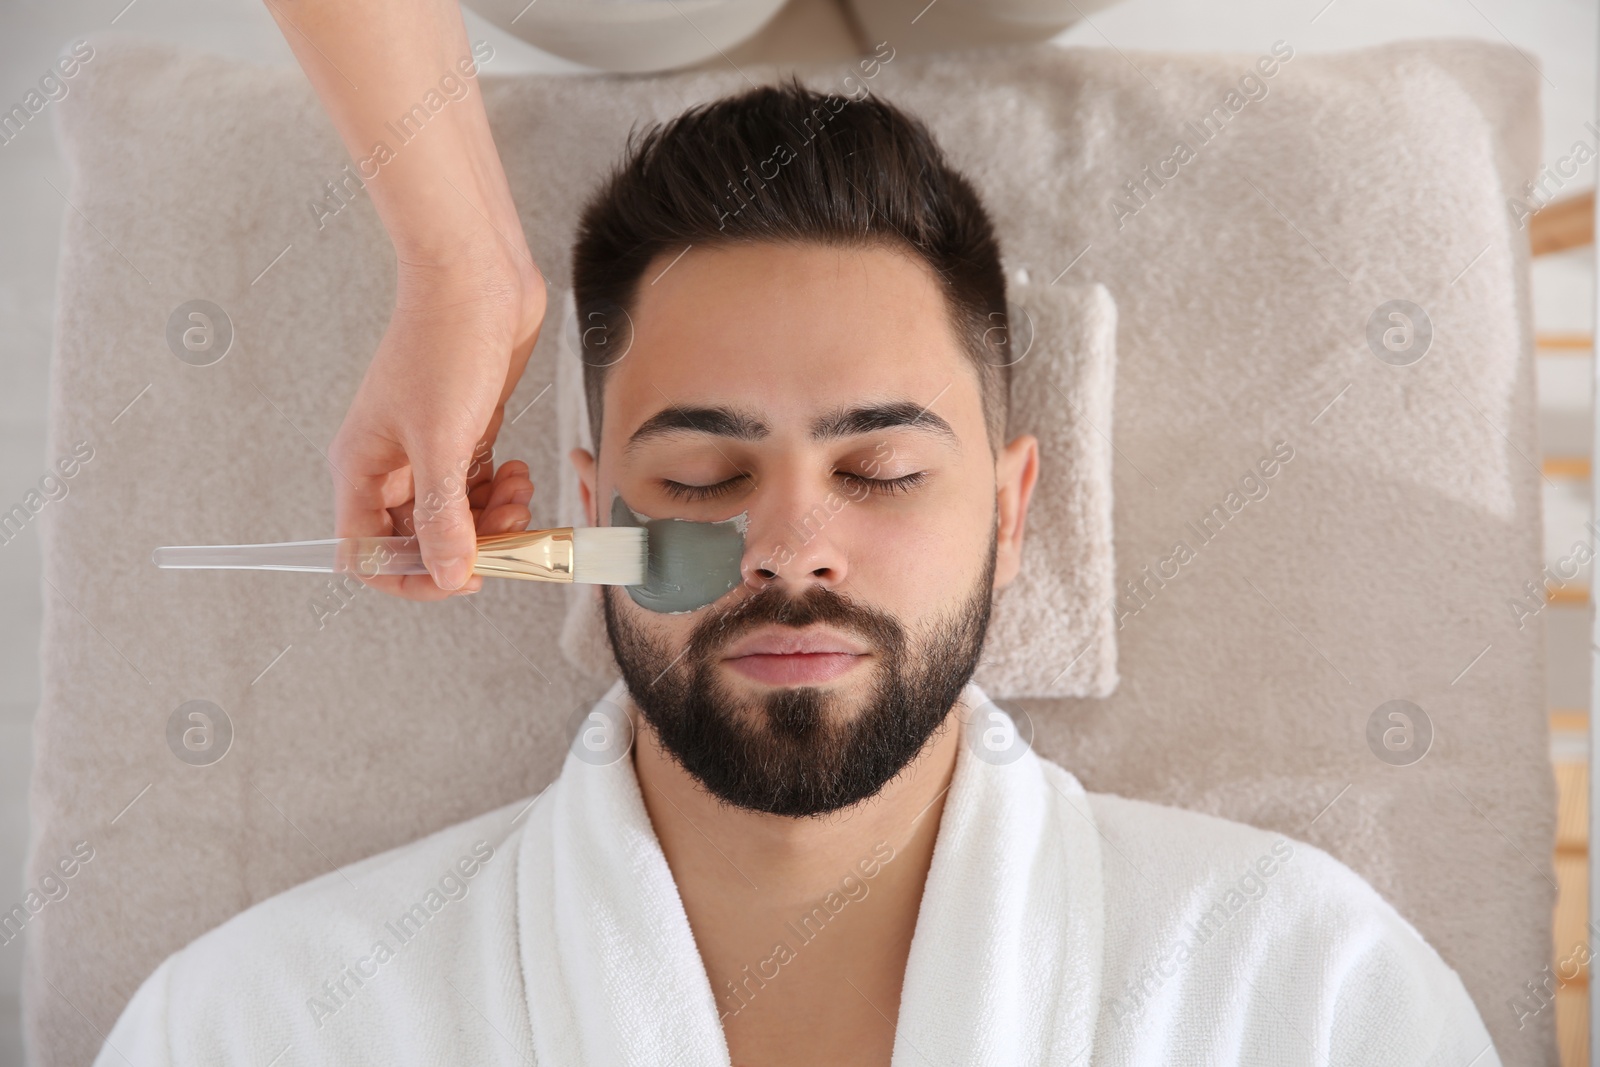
[152,537,430,576]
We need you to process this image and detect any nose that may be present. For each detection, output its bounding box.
[740,480,850,593]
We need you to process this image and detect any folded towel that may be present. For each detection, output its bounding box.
[95,684,1499,1066]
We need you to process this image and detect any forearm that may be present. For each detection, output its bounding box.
[263,0,534,285]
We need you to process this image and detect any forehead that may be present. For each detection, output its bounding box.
[601,241,982,444]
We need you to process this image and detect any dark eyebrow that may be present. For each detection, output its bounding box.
[810,401,960,448]
[625,406,770,453]
[622,399,961,454]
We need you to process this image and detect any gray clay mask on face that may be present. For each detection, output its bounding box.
[609,492,747,613]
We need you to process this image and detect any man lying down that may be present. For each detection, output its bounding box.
[97,81,1500,1067]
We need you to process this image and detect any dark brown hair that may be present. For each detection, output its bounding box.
[570,75,1011,454]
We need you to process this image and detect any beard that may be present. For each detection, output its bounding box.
[602,528,997,818]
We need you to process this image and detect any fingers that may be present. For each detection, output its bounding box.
[410,443,485,591]
[330,427,424,600]
[331,428,408,540]
[478,501,532,535]
[464,435,496,494]
[485,460,533,507]
[467,460,530,506]
[387,570,483,599]
[342,453,529,599]
[327,279,535,603]
[475,461,534,535]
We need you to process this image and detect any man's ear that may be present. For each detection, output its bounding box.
[993,433,1039,590]
[569,447,598,526]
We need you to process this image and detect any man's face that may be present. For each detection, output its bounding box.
[573,241,1037,817]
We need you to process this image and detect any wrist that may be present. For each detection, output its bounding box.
[394,245,546,338]
[371,143,536,290]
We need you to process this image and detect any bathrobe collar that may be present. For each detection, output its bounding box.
[518,679,1105,1066]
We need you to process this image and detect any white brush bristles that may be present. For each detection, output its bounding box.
[570,526,649,586]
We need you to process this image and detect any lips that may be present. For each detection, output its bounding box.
[723,626,871,658]
[722,626,871,686]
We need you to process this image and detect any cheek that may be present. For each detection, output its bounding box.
[609,585,733,646]
[840,488,993,613]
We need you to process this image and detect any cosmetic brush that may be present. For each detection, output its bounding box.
[152,527,648,586]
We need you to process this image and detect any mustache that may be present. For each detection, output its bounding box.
[686,583,906,663]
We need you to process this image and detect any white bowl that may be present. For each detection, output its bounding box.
[463,0,792,73]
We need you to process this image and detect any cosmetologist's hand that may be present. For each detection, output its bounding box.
[330,258,545,601]
[262,0,548,600]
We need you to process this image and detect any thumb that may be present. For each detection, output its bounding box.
[410,447,479,591]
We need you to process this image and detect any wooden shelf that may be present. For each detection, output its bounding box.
[1529,175,1591,1067]
[1539,334,1594,353]
[1546,457,1594,480]
[1553,756,1589,1066]
[1532,192,1595,257]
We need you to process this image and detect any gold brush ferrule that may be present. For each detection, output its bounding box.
[468,528,576,582]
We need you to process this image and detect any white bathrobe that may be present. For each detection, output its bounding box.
[96,681,1501,1066]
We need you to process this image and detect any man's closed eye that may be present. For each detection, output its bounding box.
[658,471,928,502]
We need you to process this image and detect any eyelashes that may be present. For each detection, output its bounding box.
[659,471,928,502]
